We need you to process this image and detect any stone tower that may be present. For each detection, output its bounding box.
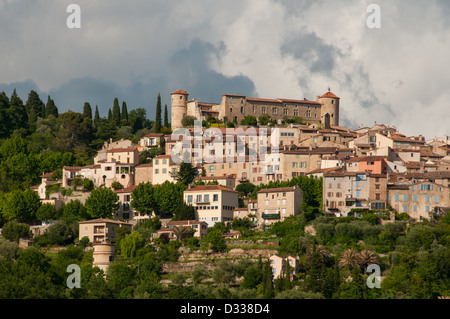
[318,89,340,127]
[171,89,189,130]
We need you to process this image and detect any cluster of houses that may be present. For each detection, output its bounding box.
[27,101,450,272]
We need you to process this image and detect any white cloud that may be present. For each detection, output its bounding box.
[0,0,448,137]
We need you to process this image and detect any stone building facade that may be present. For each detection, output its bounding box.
[171,89,340,130]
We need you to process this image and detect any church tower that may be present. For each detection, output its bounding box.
[171,89,189,130]
[318,89,340,127]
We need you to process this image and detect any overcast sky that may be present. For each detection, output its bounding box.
[1,0,449,138]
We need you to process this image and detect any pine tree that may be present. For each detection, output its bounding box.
[112,98,121,126]
[164,104,169,128]
[154,93,162,133]
[45,95,58,118]
[121,101,129,126]
[83,102,92,119]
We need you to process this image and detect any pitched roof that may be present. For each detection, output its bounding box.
[257,186,300,193]
[113,185,138,193]
[78,218,131,225]
[106,147,138,153]
[185,185,237,193]
[171,89,188,95]
[319,91,340,99]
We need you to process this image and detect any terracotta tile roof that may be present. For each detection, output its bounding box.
[171,89,188,95]
[113,185,138,193]
[185,185,237,193]
[257,186,300,193]
[40,172,54,178]
[246,97,282,104]
[319,91,340,99]
[106,147,138,153]
[346,155,387,163]
[78,218,131,225]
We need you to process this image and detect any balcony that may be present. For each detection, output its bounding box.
[262,213,280,220]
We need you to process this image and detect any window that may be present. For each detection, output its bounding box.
[204,194,210,202]
[426,195,430,202]
[413,205,417,212]
[196,195,202,203]
[435,195,440,203]
[213,194,219,202]
[403,194,408,202]
[272,107,277,115]
[282,199,286,206]
[265,200,269,206]
[262,107,266,114]
[395,194,399,202]
[413,194,418,202]
[356,190,360,197]
[425,206,430,212]
[187,195,193,203]
[403,205,408,212]
[155,169,159,174]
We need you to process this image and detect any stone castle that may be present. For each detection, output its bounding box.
[170,89,340,130]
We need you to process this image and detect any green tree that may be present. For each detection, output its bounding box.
[152,181,187,218]
[236,182,256,197]
[164,104,169,128]
[176,161,197,185]
[85,187,119,219]
[61,199,88,221]
[25,90,45,124]
[2,189,41,222]
[121,101,129,126]
[36,203,57,222]
[120,231,145,258]
[1,221,31,243]
[8,89,28,131]
[155,93,162,133]
[258,114,271,126]
[173,202,196,221]
[0,91,11,138]
[130,182,155,216]
[206,229,227,252]
[112,98,121,126]
[240,115,258,126]
[181,115,196,127]
[83,102,92,119]
[93,105,100,126]
[45,95,58,118]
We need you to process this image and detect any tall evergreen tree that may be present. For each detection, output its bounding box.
[121,101,129,126]
[164,104,169,128]
[0,91,11,138]
[154,93,162,133]
[45,95,58,118]
[107,108,112,122]
[83,102,92,119]
[112,98,121,126]
[8,89,28,131]
[94,105,100,126]
[25,90,45,123]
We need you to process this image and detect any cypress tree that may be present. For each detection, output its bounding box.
[25,90,45,123]
[8,89,28,131]
[107,108,112,121]
[164,104,169,128]
[94,105,100,126]
[121,101,129,126]
[45,95,59,118]
[154,93,162,133]
[0,91,11,138]
[112,98,121,126]
[83,102,92,119]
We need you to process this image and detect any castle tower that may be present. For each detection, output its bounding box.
[171,89,189,130]
[318,89,340,127]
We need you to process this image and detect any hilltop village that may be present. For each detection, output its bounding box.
[0,88,449,299]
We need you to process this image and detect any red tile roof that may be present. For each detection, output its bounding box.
[185,185,237,193]
[319,91,340,99]
[106,147,138,153]
[171,89,188,95]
